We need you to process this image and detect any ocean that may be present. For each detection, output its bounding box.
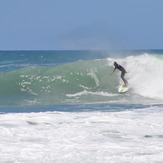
[0,50,163,162]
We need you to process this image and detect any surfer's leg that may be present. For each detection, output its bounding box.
[121,72,128,86]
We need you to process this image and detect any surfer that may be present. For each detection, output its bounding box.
[111,62,128,86]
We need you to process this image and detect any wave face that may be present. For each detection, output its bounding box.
[0,59,117,105]
[0,53,163,106]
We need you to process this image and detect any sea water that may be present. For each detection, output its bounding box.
[0,50,163,162]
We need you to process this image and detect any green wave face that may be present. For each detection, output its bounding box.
[0,59,119,106]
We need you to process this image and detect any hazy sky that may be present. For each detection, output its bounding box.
[0,0,163,50]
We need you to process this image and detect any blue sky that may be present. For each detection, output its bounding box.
[0,0,163,50]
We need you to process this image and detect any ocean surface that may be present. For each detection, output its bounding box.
[1,50,163,162]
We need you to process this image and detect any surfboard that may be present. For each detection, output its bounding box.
[118,85,129,93]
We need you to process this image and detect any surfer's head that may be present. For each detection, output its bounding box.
[113,62,118,66]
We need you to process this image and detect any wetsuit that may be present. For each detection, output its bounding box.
[114,64,128,85]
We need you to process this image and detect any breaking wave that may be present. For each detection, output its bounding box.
[0,53,163,105]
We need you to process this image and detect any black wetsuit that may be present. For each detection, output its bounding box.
[114,64,127,85]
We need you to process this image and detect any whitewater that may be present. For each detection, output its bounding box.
[0,50,163,162]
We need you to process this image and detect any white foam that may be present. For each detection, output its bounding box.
[1,107,163,162]
[66,90,117,97]
[108,54,163,100]
[125,54,163,99]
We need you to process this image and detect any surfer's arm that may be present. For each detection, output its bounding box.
[111,68,116,75]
